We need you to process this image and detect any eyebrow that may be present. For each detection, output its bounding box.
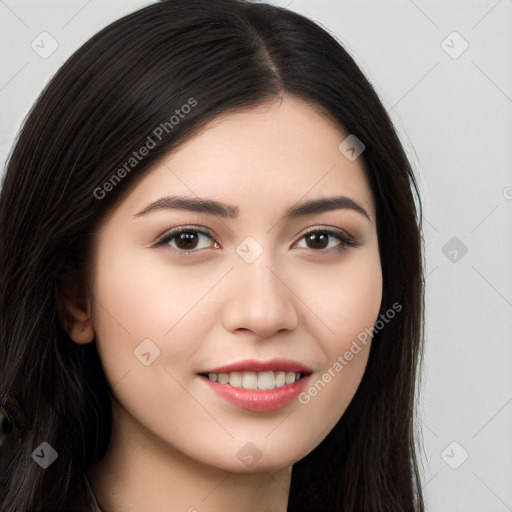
[135,195,371,223]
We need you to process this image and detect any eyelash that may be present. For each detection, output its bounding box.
[154,226,359,257]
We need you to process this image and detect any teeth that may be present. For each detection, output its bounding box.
[242,371,258,389]
[218,373,229,384]
[285,371,296,385]
[258,371,275,390]
[229,371,242,387]
[206,370,302,389]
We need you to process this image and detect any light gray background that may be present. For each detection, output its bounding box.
[1,1,511,510]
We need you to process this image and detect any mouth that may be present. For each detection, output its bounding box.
[198,359,313,412]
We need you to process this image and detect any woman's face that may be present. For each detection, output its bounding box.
[88,94,382,472]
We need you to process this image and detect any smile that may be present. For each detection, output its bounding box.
[198,359,313,412]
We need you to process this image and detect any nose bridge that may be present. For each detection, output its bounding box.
[234,234,281,293]
[242,256,282,301]
[221,243,299,336]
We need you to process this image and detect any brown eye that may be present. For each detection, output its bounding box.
[296,229,358,251]
[158,228,218,252]
[174,232,201,250]
[304,232,333,249]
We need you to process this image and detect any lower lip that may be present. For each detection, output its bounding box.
[200,375,311,412]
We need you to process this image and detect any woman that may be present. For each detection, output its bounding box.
[0,1,425,510]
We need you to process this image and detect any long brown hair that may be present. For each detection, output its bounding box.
[0,1,425,510]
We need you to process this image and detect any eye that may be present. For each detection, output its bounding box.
[156,227,219,252]
[154,226,358,255]
[295,229,358,251]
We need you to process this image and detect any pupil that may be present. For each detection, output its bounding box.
[176,232,198,250]
[0,406,14,445]
[307,232,328,249]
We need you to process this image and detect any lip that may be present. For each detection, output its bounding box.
[200,358,313,374]
[198,359,313,413]
[200,374,311,412]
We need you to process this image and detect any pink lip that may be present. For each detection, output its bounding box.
[201,374,311,412]
[198,359,313,413]
[201,358,313,374]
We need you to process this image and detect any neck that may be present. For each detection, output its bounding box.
[88,403,291,512]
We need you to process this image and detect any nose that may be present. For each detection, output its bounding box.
[221,255,299,338]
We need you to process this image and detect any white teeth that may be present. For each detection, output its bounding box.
[206,370,302,389]
[217,373,229,384]
[228,371,242,387]
[257,371,275,390]
[285,371,296,385]
[275,371,285,387]
[242,371,258,390]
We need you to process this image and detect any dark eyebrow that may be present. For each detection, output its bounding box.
[135,195,239,218]
[135,195,371,222]
[284,196,371,223]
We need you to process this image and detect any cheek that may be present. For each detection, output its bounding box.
[293,248,382,436]
[296,247,383,343]
[91,247,217,340]
[89,248,205,382]
[89,250,218,440]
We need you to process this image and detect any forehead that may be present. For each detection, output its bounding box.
[120,94,375,221]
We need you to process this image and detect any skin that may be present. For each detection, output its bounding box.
[66,94,382,512]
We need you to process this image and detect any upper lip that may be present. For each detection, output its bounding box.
[200,358,313,375]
